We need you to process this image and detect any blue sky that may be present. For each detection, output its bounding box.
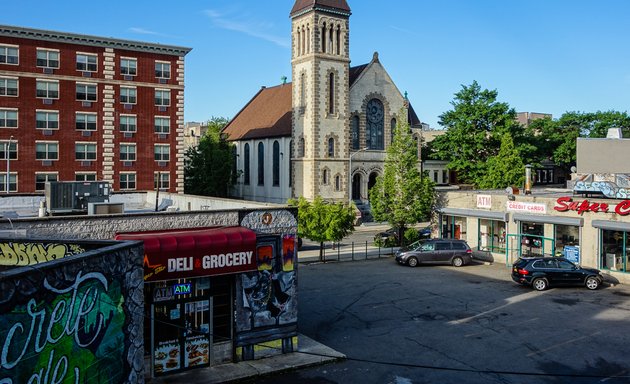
[5,0,630,128]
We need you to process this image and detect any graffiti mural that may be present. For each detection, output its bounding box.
[0,242,86,267]
[573,174,630,199]
[0,239,144,384]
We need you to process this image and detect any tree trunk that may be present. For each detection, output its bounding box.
[319,241,324,262]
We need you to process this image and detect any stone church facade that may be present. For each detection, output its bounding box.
[223,0,423,205]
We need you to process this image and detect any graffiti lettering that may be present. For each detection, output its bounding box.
[1,272,109,383]
[0,243,85,267]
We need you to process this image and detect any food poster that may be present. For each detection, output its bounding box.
[282,234,295,272]
[154,339,181,374]
[185,335,210,367]
[257,244,273,271]
[184,300,210,368]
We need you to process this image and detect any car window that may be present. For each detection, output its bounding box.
[543,259,558,268]
[557,260,575,270]
[420,243,435,251]
[435,242,451,251]
[451,242,467,250]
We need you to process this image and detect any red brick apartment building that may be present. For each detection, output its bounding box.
[0,25,191,194]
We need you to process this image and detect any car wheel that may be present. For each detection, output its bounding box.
[585,276,600,290]
[532,278,548,291]
[452,256,464,267]
[407,257,418,267]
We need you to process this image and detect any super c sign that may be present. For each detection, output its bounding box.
[554,196,630,216]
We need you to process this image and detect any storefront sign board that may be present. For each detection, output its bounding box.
[477,195,492,209]
[506,201,547,214]
[564,245,580,264]
[554,196,630,216]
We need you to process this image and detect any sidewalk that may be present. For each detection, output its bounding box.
[148,334,345,384]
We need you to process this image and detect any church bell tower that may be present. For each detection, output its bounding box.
[290,0,351,201]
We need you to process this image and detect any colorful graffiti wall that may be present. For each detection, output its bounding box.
[0,239,144,384]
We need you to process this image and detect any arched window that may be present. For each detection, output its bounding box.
[351,115,360,150]
[289,140,293,187]
[299,137,305,157]
[244,143,250,185]
[391,118,397,145]
[335,175,341,191]
[306,25,310,53]
[336,26,340,55]
[329,73,335,114]
[366,98,384,150]
[258,142,264,186]
[328,137,335,157]
[301,26,306,56]
[273,140,280,186]
[323,169,329,184]
[297,28,301,56]
[300,73,306,110]
[321,23,326,53]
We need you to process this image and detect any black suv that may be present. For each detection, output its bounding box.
[511,257,603,291]
[395,239,472,267]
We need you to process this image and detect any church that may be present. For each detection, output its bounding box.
[223,0,424,207]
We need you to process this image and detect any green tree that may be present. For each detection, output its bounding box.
[184,117,236,197]
[370,113,435,245]
[478,133,525,189]
[430,81,520,185]
[288,196,355,262]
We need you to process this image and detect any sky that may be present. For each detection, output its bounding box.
[5,0,630,129]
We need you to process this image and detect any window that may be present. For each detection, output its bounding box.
[154,172,169,190]
[36,49,59,68]
[76,83,97,102]
[75,142,97,161]
[351,115,360,150]
[328,73,335,114]
[154,144,170,161]
[335,175,341,191]
[0,173,17,192]
[0,45,18,65]
[36,110,59,129]
[433,171,438,183]
[76,53,97,72]
[322,169,329,184]
[442,170,448,184]
[154,117,170,134]
[0,140,17,160]
[120,87,137,104]
[244,143,251,185]
[327,137,335,157]
[120,144,136,161]
[154,89,170,106]
[76,113,97,131]
[0,77,18,96]
[120,173,136,190]
[119,115,137,133]
[36,80,59,99]
[272,140,280,187]
[366,98,384,150]
[257,142,264,186]
[120,58,137,76]
[35,141,58,160]
[0,109,17,128]
[391,118,397,144]
[35,173,57,191]
[75,173,96,182]
[299,138,305,157]
[155,61,171,79]
[300,72,306,110]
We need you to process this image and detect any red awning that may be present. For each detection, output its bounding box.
[116,226,257,282]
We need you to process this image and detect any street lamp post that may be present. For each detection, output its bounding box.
[348,147,369,205]
[5,135,13,194]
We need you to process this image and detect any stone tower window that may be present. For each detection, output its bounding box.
[328,137,335,158]
[366,98,384,150]
[321,23,327,53]
[329,73,335,114]
[351,115,360,150]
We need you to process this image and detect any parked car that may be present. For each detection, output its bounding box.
[511,257,603,291]
[374,225,432,245]
[395,239,473,267]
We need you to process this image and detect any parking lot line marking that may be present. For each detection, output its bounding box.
[449,291,547,325]
[526,331,601,357]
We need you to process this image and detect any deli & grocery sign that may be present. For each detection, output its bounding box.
[554,196,630,216]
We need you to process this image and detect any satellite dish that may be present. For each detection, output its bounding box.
[570,166,577,173]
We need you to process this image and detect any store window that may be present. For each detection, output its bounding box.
[442,215,466,240]
[601,230,627,272]
[520,222,545,257]
[478,219,506,253]
[554,224,580,257]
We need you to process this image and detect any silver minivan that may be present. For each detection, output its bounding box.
[395,239,473,267]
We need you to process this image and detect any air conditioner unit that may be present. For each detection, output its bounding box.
[45,181,111,216]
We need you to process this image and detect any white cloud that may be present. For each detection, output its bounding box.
[203,8,290,48]
[128,27,160,36]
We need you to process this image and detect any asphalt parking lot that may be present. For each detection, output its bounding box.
[256,258,630,384]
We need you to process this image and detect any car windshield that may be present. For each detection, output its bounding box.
[400,239,425,251]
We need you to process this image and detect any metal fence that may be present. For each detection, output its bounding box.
[298,241,397,263]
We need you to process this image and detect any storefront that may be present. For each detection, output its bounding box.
[436,191,630,285]
[116,225,298,378]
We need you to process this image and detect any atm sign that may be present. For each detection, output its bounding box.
[173,283,192,295]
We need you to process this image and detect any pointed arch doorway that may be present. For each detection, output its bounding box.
[352,173,362,201]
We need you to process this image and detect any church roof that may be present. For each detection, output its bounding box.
[290,0,351,17]
[223,64,423,141]
[222,84,293,141]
